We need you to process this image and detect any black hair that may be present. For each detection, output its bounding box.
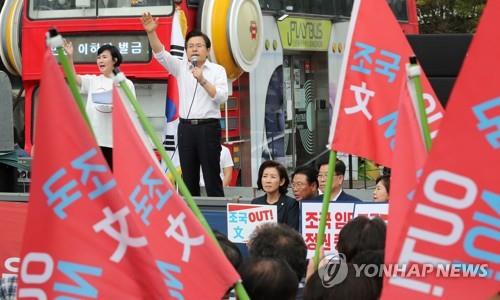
[351,249,385,298]
[316,158,346,176]
[304,265,378,300]
[248,223,307,281]
[257,160,290,195]
[335,159,346,176]
[376,174,391,194]
[214,230,242,270]
[240,257,298,300]
[337,216,386,262]
[97,44,122,67]
[292,165,319,188]
[185,30,211,49]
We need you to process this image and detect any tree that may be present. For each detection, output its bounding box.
[417,0,486,33]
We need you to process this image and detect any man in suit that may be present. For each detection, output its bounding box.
[313,158,362,203]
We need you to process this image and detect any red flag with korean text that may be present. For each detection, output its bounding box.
[17,51,170,299]
[382,1,500,298]
[112,88,240,299]
[385,73,427,261]
[329,0,444,167]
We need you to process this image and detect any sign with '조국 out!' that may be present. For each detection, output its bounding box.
[227,203,277,243]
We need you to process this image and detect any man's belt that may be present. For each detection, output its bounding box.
[179,118,219,125]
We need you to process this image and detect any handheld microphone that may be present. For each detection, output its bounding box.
[191,55,199,68]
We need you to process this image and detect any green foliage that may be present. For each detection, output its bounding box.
[417,0,486,33]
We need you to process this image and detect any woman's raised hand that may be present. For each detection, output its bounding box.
[62,39,73,58]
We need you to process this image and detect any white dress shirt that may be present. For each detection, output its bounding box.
[80,74,135,147]
[153,48,228,119]
[200,145,234,186]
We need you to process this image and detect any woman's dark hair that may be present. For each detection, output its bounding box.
[376,174,391,194]
[97,44,122,67]
[304,265,378,300]
[337,216,386,262]
[351,249,385,298]
[185,30,211,49]
[257,160,289,195]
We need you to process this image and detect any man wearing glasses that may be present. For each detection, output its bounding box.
[291,166,318,201]
[314,159,362,203]
[142,12,228,197]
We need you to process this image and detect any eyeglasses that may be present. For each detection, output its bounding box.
[187,43,206,49]
[292,182,307,188]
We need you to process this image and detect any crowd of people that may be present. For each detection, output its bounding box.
[0,11,397,300]
[217,218,387,300]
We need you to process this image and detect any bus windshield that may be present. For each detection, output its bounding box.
[29,0,173,19]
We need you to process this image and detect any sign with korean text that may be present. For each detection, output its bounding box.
[227,203,277,243]
[301,202,355,258]
[53,34,151,63]
[353,203,389,222]
[277,17,332,51]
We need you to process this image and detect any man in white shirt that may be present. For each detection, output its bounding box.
[142,12,228,196]
[200,145,234,187]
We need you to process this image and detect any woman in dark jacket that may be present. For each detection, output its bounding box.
[251,160,299,230]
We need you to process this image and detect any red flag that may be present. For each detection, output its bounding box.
[112,88,240,299]
[382,1,500,298]
[329,0,444,167]
[384,74,427,260]
[18,50,169,299]
[0,201,27,277]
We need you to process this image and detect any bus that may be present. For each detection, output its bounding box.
[0,0,419,187]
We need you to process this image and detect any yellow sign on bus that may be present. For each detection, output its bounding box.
[277,17,332,51]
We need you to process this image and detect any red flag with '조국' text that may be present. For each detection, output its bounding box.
[112,87,240,300]
[329,0,444,168]
[382,1,500,298]
[17,50,170,299]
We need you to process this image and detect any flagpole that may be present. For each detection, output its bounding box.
[46,29,93,131]
[313,150,336,267]
[408,56,432,151]
[113,70,250,300]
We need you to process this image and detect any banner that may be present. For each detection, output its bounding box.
[329,0,444,168]
[0,201,27,278]
[113,88,240,299]
[227,203,277,243]
[301,202,355,258]
[382,2,500,298]
[18,51,169,299]
[353,203,388,222]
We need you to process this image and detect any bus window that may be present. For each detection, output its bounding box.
[29,0,172,19]
[387,0,408,21]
